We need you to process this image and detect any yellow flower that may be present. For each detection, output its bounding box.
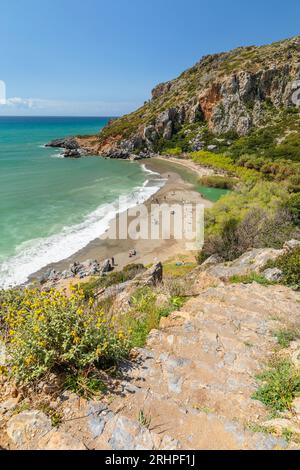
[25,355,34,366]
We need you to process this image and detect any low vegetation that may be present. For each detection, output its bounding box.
[199,175,237,190]
[253,356,300,412]
[163,261,196,278]
[0,265,189,396]
[274,329,300,349]
[192,151,260,183]
[265,247,300,290]
[0,287,131,385]
[229,273,273,286]
[124,286,187,348]
[197,181,299,262]
[80,263,145,300]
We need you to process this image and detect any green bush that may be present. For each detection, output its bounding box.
[284,193,300,226]
[253,357,300,412]
[192,151,260,182]
[198,181,298,262]
[229,273,273,286]
[124,287,169,347]
[123,286,186,348]
[199,175,237,190]
[81,264,145,300]
[274,329,300,348]
[266,247,300,289]
[162,147,182,156]
[0,287,130,384]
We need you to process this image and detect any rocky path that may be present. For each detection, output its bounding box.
[3,279,300,450]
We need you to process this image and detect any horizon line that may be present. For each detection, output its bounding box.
[0,115,120,118]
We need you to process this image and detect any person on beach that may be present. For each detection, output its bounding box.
[129,249,137,258]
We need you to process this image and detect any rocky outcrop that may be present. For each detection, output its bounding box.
[151,82,172,100]
[3,272,300,449]
[263,268,283,282]
[72,36,300,158]
[39,259,112,285]
[7,411,52,449]
[46,137,87,158]
[2,247,300,450]
[95,262,163,310]
[205,247,285,280]
[46,37,300,159]
[210,65,294,135]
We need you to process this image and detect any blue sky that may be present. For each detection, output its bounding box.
[1,0,300,116]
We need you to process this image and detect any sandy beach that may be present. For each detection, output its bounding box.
[30,156,213,283]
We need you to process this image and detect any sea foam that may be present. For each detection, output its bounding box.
[0,167,165,289]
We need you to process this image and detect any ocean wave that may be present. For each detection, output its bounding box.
[0,173,165,289]
[50,152,64,159]
[140,163,161,177]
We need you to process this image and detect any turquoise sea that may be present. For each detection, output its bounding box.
[0,117,163,288]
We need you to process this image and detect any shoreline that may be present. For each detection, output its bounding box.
[151,155,217,178]
[29,156,213,285]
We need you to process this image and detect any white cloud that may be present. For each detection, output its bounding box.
[0,96,140,116]
[5,97,37,108]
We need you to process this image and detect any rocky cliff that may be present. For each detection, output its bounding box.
[73,36,300,159]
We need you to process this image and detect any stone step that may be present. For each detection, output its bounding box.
[105,387,288,450]
[146,326,272,372]
[199,285,300,320]
[160,309,279,348]
[120,349,267,422]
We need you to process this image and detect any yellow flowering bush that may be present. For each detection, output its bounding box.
[0,287,130,384]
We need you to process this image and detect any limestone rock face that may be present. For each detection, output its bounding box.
[109,416,155,450]
[46,137,79,150]
[7,411,52,449]
[263,268,283,282]
[40,430,86,451]
[201,254,224,268]
[152,82,172,99]
[210,65,292,135]
[206,247,284,280]
[52,37,300,158]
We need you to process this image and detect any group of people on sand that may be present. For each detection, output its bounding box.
[108,249,137,271]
